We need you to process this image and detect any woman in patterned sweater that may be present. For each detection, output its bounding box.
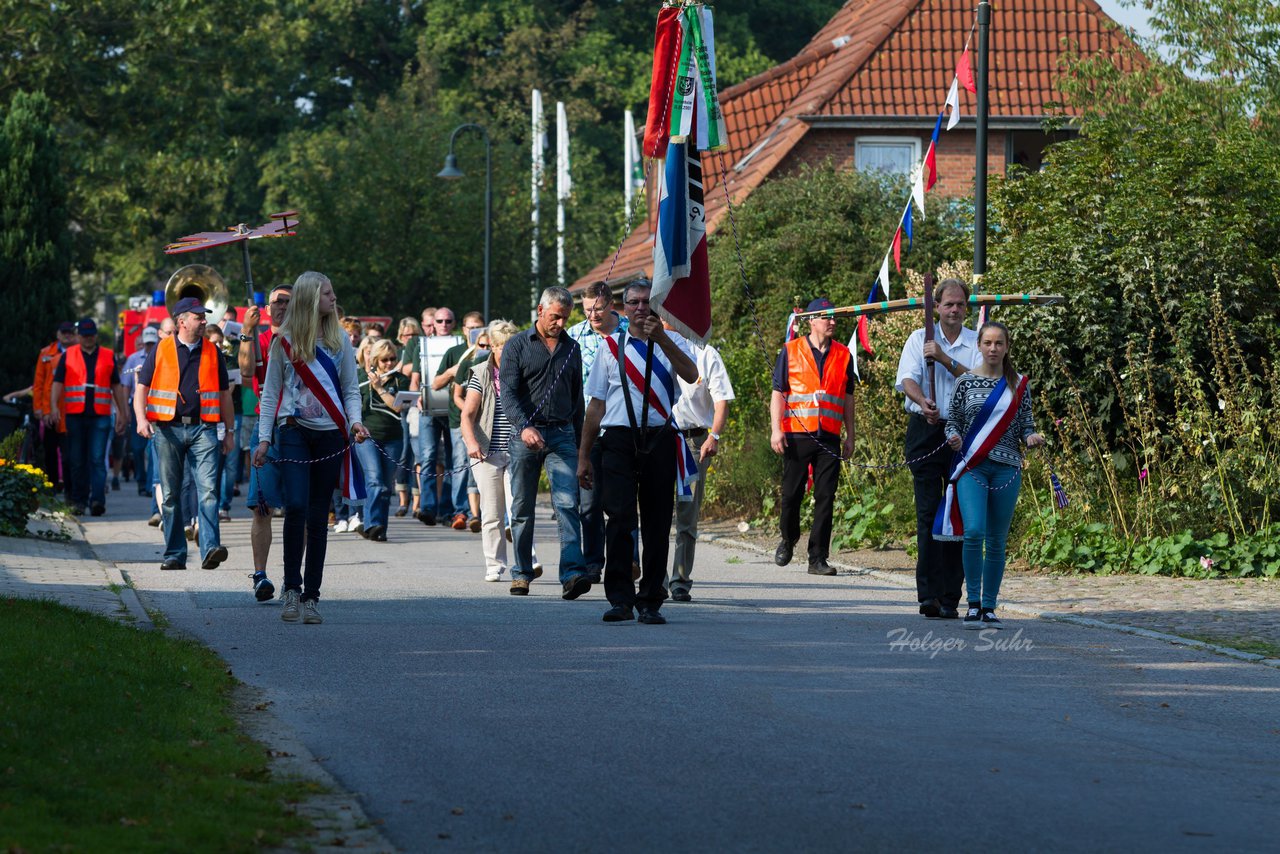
[943,322,1044,629]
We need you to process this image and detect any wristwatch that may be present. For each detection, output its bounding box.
[238,333,254,343]
[709,431,721,441]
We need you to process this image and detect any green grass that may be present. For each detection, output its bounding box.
[0,597,320,852]
[1179,633,1280,660]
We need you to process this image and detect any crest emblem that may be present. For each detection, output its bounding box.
[676,75,694,97]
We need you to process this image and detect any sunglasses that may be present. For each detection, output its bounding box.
[625,298,651,307]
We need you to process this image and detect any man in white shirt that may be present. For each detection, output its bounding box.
[894,278,978,620]
[577,282,697,624]
[667,329,735,603]
[566,281,628,583]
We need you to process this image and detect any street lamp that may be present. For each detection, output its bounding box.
[437,123,492,322]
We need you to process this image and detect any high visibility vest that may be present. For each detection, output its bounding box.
[61,346,115,416]
[780,337,849,435]
[33,342,63,413]
[145,337,222,422]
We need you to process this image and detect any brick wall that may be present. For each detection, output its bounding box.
[780,127,1009,196]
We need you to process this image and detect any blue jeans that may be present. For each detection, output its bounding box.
[507,423,585,584]
[955,459,1022,609]
[449,426,475,518]
[277,424,346,601]
[64,413,112,508]
[154,423,222,565]
[128,414,149,495]
[219,422,238,512]
[416,415,453,518]
[578,440,606,574]
[356,434,402,531]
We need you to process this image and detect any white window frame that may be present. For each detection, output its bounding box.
[854,136,922,177]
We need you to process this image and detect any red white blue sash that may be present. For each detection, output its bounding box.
[279,337,366,501]
[933,374,1027,541]
[603,334,699,499]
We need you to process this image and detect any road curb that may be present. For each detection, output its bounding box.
[703,534,1280,670]
[62,515,155,630]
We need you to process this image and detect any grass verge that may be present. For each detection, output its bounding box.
[0,597,321,851]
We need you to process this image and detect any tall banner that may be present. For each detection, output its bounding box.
[651,130,711,343]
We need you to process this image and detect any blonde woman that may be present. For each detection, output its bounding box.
[461,320,529,582]
[355,337,407,541]
[394,317,423,516]
[255,272,369,624]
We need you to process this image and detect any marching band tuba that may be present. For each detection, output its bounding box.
[164,264,230,323]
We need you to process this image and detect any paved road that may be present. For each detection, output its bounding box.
[84,490,1279,852]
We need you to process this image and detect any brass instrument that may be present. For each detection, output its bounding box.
[164,264,230,323]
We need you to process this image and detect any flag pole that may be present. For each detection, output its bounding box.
[556,100,569,288]
[531,89,543,322]
[973,1,991,311]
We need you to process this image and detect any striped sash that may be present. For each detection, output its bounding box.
[279,338,366,501]
[603,333,699,496]
[932,375,1028,541]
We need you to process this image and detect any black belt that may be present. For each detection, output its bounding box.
[680,427,708,439]
[173,416,202,425]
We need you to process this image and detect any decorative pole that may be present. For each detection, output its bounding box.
[973,1,991,309]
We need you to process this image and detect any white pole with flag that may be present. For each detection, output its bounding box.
[624,109,637,221]
[531,89,544,321]
[556,101,571,288]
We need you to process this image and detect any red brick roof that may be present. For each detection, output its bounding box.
[573,0,1140,291]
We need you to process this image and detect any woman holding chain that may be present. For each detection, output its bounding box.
[941,321,1044,629]
[254,272,369,625]
[356,338,407,542]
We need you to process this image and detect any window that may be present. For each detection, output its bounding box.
[854,137,921,177]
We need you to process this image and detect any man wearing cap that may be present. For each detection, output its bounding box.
[134,297,234,571]
[32,320,78,492]
[122,326,161,497]
[50,319,127,516]
[769,297,857,576]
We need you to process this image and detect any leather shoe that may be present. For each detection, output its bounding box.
[160,559,186,571]
[510,578,530,596]
[938,605,960,619]
[586,572,602,585]
[637,607,667,624]
[90,503,106,516]
[919,598,942,619]
[562,575,592,601]
[670,588,692,603]
[201,545,229,570]
[416,511,436,526]
[774,540,794,566]
[602,605,635,622]
[807,560,837,576]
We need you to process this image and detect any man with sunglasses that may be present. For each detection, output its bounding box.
[404,306,462,524]
[434,311,488,530]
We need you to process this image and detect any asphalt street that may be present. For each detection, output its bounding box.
[85,489,1280,853]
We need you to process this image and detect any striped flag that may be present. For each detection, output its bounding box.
[643,6,684,159]
[651,131,711,343]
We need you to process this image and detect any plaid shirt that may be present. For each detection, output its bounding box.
[566,314,629,392]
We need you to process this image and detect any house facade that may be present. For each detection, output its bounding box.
[572,0,1140,292]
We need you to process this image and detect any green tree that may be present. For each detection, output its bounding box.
[0,91,73,396]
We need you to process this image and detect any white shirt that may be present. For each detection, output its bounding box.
[258,336,363,443]
[586,330,694,428]
[671,342,735,430]
[894,324,979,419]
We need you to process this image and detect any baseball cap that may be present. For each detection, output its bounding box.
[806,297,836,312]
[76,318,98,336]
[57,321,76,333]
[141,327,160,344]
[171,296,212,318]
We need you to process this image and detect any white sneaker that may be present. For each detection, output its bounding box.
[302,599,323,624]
[333,519,349,533]
[484,567,506,582]
[281,589,301,622]
[349,514,363,534]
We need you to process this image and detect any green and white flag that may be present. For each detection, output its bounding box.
[667,5,727,151]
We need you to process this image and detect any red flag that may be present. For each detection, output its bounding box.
[924,140,938,191]
[892,227,903,273]
[857,315,875,354]
[643,7,684,159]
[956,48,976,94]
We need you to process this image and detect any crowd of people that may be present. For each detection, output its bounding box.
[21,273,1042,628]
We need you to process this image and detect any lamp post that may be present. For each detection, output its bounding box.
[438,123,492,321]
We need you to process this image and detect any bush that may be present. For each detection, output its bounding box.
[0,446,55,537]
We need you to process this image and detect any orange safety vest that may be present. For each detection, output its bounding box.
[145,337,222,423]
[33,342,63,414]
[780,337,850,435]
[61,345,115,416]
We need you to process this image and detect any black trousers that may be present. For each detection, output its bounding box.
[779,433,842,563]
[906,414,963,607]
[601,426,676,610]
